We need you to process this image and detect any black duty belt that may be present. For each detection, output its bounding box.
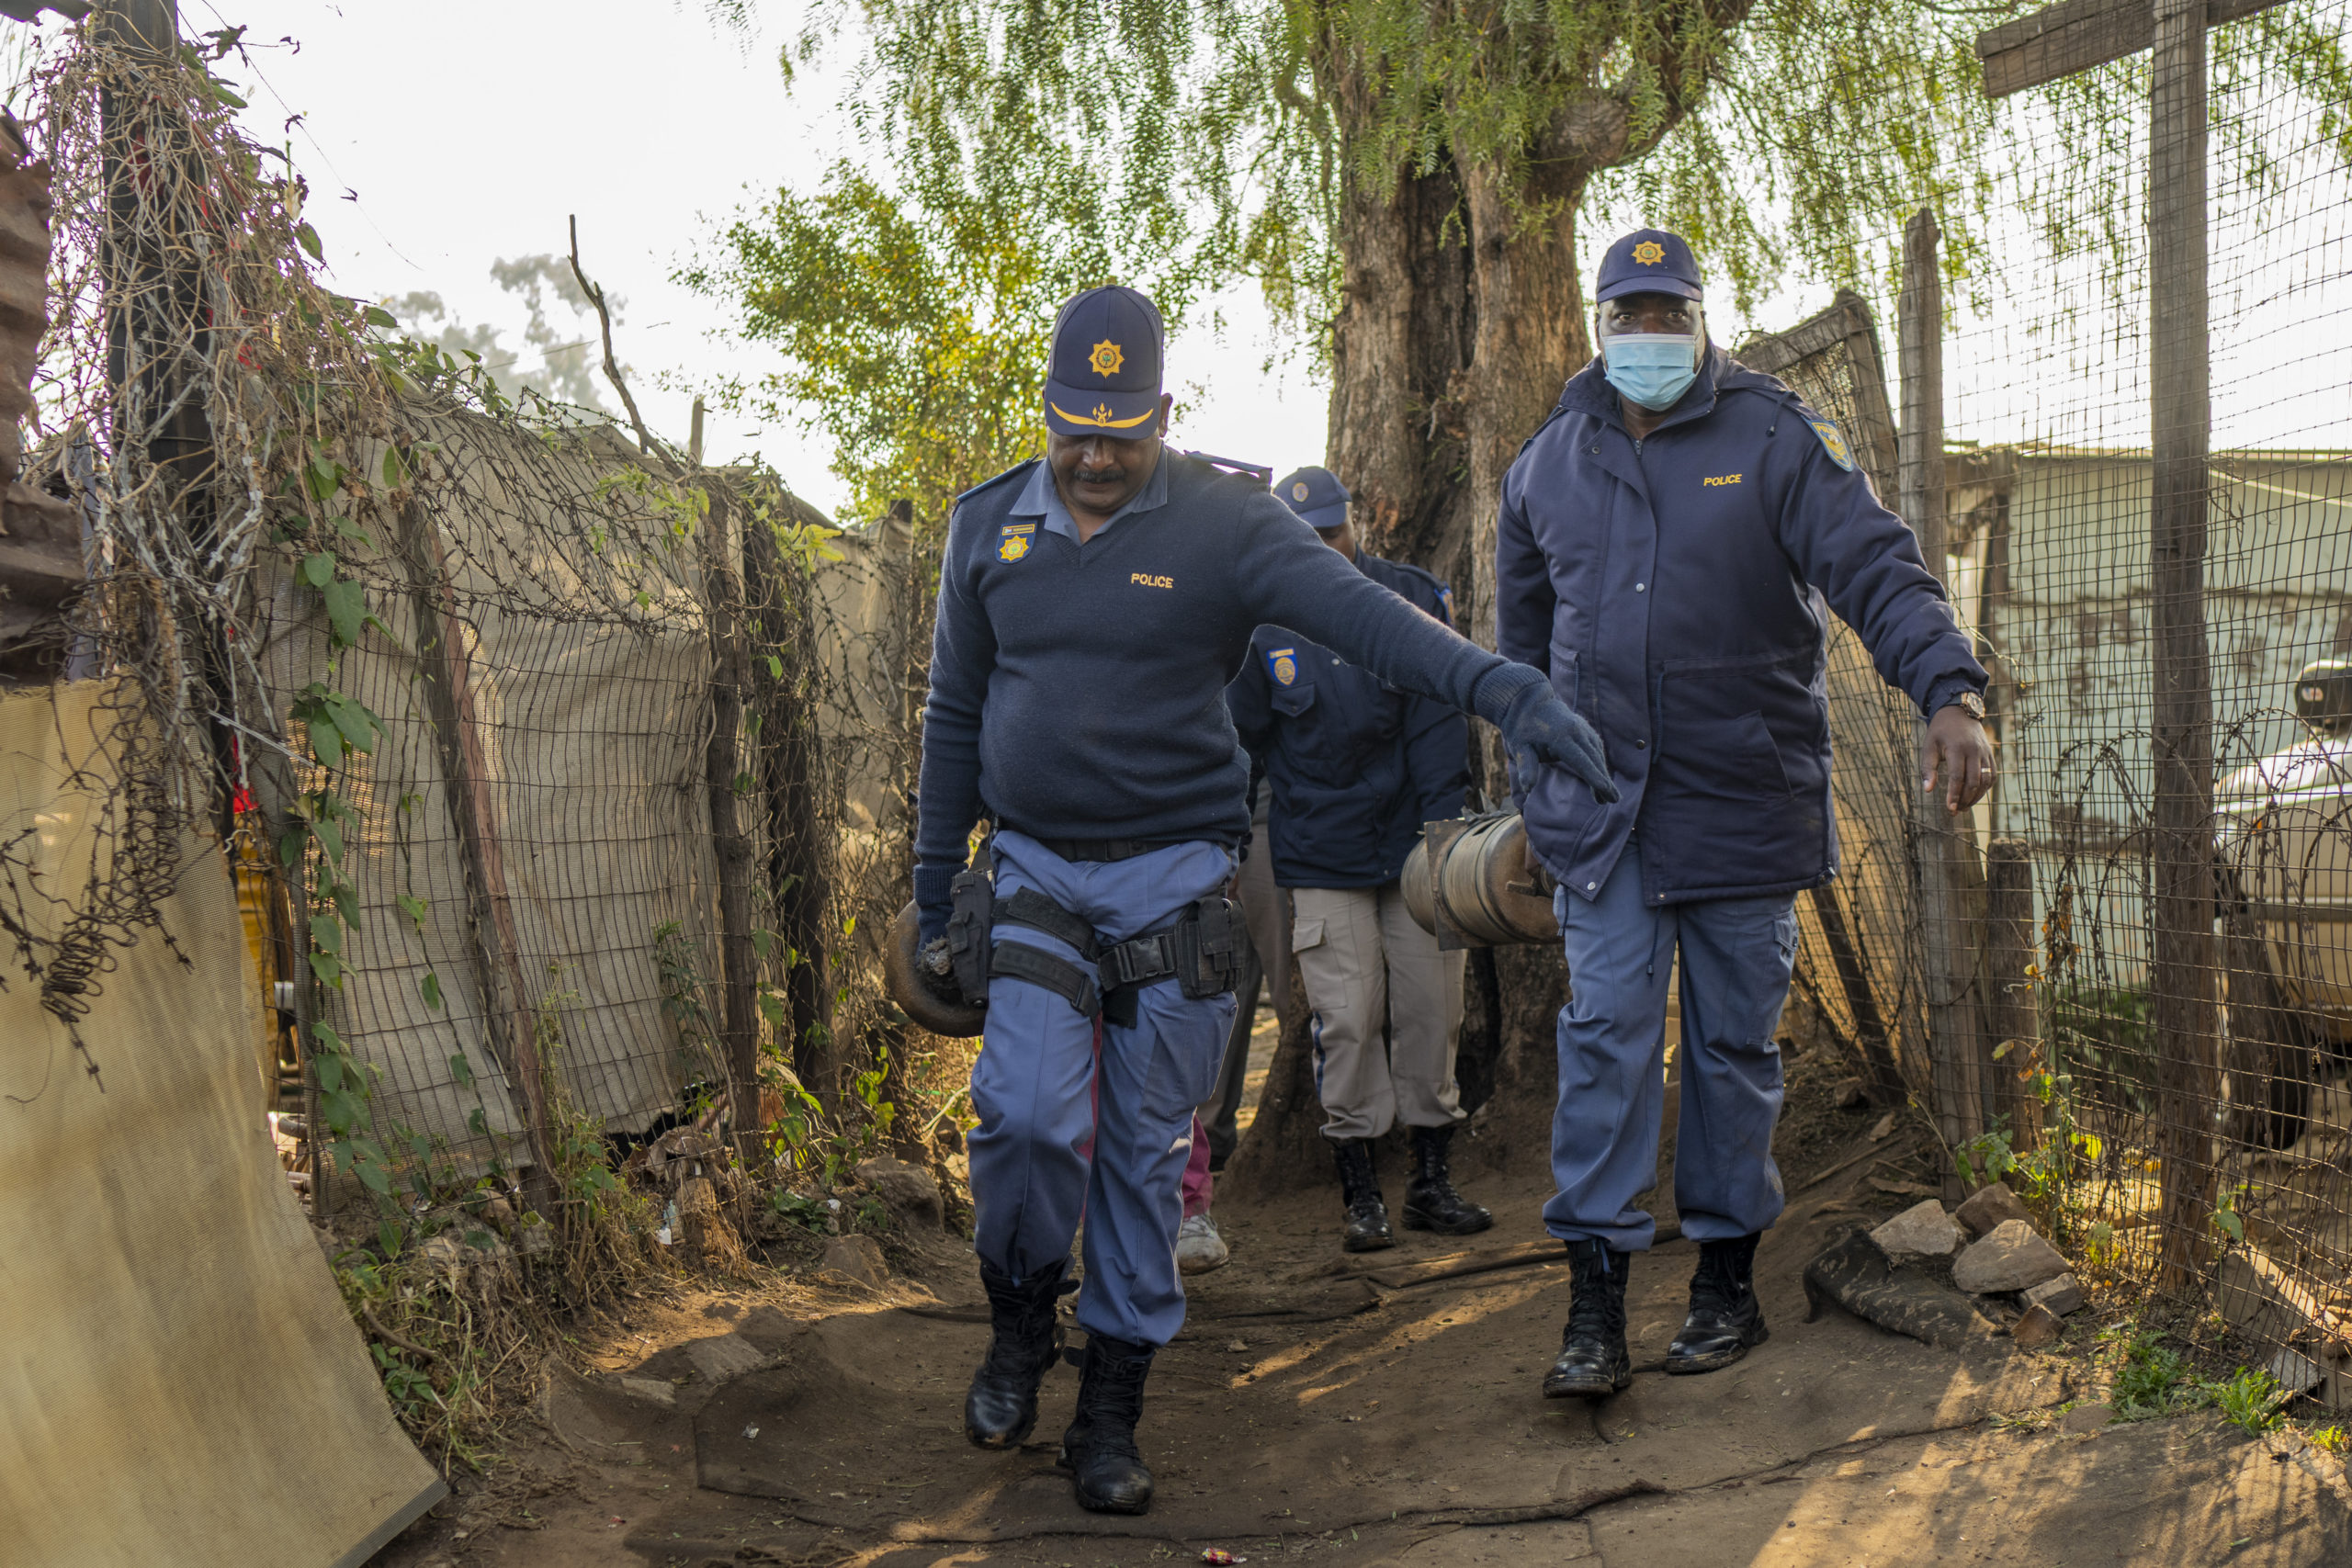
[945,877,1243,1028]
[1018,833,1183,864]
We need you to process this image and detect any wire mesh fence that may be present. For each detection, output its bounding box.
[8,0,2352,1429]
[1738,0,2352,1400]
[0,19,958,1297]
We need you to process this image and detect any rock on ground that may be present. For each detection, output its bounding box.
[2012,1303,2064,1348]
[820,1233,889,1287]
[855,1156,945,1230]
[1953,1181,2034,1239]
[1871,1198,1962,1258]
[2023,1271,2084,1316]
[1952,1218,2070,1293]
[684,1332,767,1382]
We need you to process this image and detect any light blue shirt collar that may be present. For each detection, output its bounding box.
[1010,452,1171,543]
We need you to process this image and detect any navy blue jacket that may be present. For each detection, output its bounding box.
[1227,553,1472,889]
[917,453,1520,892]
[1497,346,1986,907]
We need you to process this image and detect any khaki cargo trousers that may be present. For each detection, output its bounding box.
[1291,881,1466,1141]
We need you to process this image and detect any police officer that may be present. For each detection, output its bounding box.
[1495,231,1994,1400]
[916,285,1616,1514]
[1227,466,1491,1253]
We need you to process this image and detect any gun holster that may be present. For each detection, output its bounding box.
[944,866,995,1006]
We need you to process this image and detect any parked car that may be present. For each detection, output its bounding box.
[2212,660,2352,1145]
[2216,660,2352,1025]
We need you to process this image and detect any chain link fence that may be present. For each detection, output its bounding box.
[1737,0,2352,1403]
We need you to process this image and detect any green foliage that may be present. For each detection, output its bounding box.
[653,918,722,1077]
[679,155,1209,528]
[2211,1367,2289,1436]
[1955,1123,2018,1190]
[2050,985,2159,1117]
[767,1189,832,1232]
[291,682,381,767]
[2107,1324,2197,1418]
[2211,1182,2248,1244]
[852,1043,897,1147]
[594,464,709,543]
[788,0,2350,333]
[371,1342,438,1424]
[2099,1325,2291,1433]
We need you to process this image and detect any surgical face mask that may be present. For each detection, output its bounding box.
[1601,332,1701,412]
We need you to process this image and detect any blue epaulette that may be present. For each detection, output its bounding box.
[953,459,1040,509]
[1181,450,1272,486]
[1724,378,1857,469]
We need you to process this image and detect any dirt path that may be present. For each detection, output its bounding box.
[379,1141,2352,1568]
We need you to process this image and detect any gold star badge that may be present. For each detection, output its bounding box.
[1089,339,1125,377]
[1633,240,1667,266]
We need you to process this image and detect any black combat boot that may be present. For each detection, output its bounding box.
[1543,1239,1634,1398]
[1057,1334,1157,1514]
[1330,1137,1395,1252]
[964,1258,1068,1448]
[1666,1232,1769,1374]
[1401,1124,1493,1235]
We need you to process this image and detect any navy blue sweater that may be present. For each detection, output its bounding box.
[915,453,1519,889]
[1227,553,1471,889]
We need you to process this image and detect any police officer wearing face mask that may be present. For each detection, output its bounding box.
[1495,231,1994,1400]
[1227,467,1491,1255]
[916,285,1618,1515]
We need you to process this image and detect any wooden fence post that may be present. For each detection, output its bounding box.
[394,503,558,1212]
[1899,208,1990,1193]
[2148,0,2220,1289]
[1983,838,2041,1160]
[701,489,762,1144]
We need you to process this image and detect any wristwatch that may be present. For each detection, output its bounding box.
[1943,691,1986,721]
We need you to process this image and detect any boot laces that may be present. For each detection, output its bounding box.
[1690,1247,1751,1317]
[980,1280,1060,1380]
[1566,1255,1624,1343]
[1078,1351,1149,1461]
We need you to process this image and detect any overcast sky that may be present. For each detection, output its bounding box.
[141,0,1340,522]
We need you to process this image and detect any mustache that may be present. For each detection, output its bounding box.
[1071,464,1128,484]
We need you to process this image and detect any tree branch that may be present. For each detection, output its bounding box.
[567,214,663,464]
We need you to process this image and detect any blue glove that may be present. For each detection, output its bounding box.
[913,863,961,946]
[1476,664,1618,805]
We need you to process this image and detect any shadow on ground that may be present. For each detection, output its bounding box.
[437,1145,2351,1568]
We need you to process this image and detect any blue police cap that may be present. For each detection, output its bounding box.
[1274,465,1351,532]
[1595,229,1703,304]
[1043,286,1166,438]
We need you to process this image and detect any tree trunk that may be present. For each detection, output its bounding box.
[1232,75,1598,1176]
[1218,965,1329,1198]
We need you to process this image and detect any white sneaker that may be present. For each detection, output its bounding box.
[1175,1213,1230,1275]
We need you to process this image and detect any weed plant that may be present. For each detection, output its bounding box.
[2098,1322,2291,1435]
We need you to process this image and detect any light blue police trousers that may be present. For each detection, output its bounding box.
[1545,837,1797,1251]
[967,830,1238,1347]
